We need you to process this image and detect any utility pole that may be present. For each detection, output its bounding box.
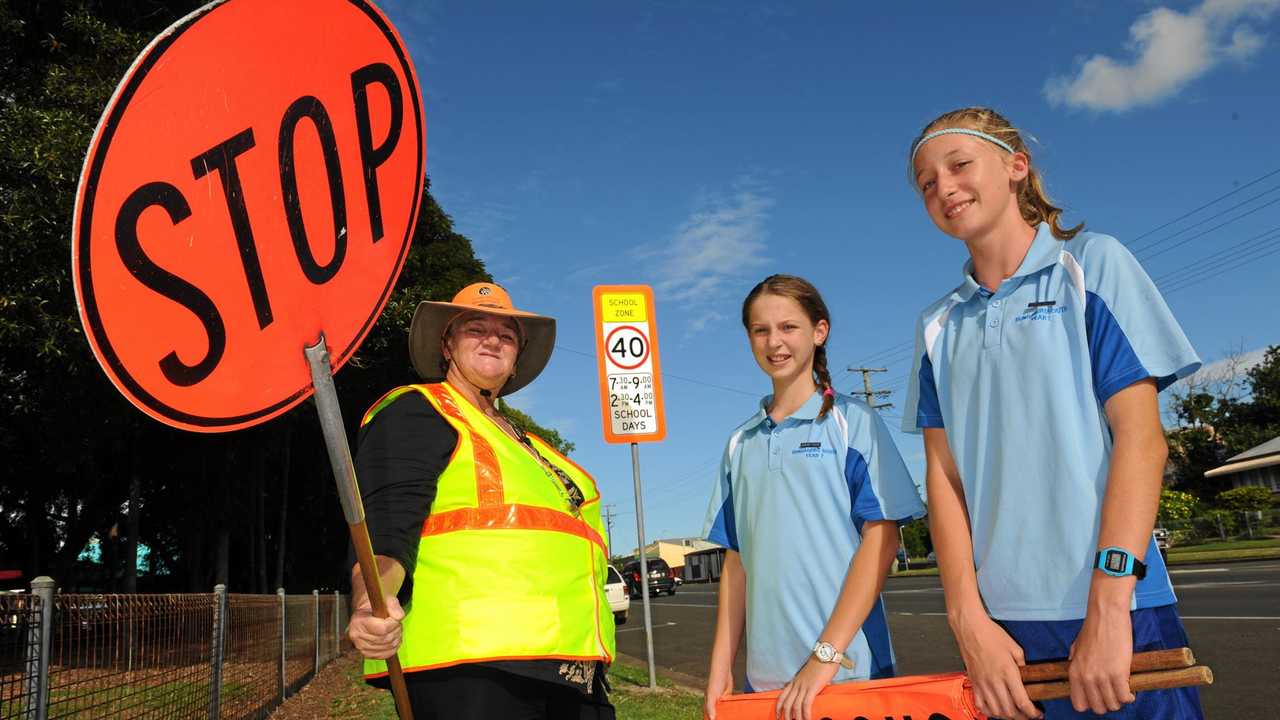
[847,367,893,410]
[603,504,616,558]
[848,366,905,569]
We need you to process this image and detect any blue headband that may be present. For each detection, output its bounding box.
[910,128,1015,165]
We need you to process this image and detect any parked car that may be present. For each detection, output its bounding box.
[604,565,630,624]
[1153,527,1171,562]
[622,557,677,598]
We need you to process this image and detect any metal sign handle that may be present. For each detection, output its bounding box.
[304,336,414,719]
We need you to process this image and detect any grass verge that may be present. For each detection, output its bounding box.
[608,659,704,720]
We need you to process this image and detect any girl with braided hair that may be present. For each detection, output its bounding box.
[702,274,925,720]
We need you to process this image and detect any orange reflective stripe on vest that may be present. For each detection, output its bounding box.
[423,503,606,551]
[360,382,615,678]
[422,383,504,507]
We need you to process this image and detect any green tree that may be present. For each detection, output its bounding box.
[1165,346,1280,498]
[501,403,576,455]
[0,1,574,592]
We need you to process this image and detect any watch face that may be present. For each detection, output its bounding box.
[1106,550,1126,573]
[815,643,834,662]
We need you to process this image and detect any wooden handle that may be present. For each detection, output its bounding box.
[351,521,415,720]
[1025,665,1213,701]
[1019,647,1195,683]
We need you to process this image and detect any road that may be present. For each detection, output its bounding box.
[614,560,1280,717]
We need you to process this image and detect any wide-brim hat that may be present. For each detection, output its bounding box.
[408,282,556,397]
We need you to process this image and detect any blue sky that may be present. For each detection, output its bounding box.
[375,0,1280,550]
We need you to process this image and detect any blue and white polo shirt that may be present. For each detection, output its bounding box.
[902,223,1201,622]
[703,391,925,691]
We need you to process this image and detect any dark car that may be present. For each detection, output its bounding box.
[622,557,677,598]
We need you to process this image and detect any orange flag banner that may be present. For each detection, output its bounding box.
[715,672,983,720]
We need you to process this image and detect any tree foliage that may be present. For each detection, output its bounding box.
[1156,489,1200,522]
[1214,486,1273,514]
[0,1,573,593]
[1165,346,1280,498]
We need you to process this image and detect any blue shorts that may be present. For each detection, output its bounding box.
[999,604,1204,719]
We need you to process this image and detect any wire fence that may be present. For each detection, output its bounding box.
[1158,508,1280,548]
[0,579,348,720]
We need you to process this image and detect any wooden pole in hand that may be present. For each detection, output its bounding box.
[1017,648,1211,703]
[305,338,414,719]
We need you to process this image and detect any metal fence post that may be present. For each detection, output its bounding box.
[312,589,320,676]
[208,584,227,720]
[277,588,286,702]
[332,590,340,663]
[30,576,55,720]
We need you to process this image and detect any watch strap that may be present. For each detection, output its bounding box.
[1095,547,1148,580]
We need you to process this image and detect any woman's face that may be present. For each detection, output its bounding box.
[745,293,827,386]
[444,312,521,392]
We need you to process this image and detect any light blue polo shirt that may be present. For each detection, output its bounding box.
[902,223,1201,622]
[702,391,925,691]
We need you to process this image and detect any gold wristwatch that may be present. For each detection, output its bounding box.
[812,641,854,670]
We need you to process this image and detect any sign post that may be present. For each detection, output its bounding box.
[592,285,666,689]
[70,2,425,716]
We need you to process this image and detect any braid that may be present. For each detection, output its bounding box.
[814,344,834,419]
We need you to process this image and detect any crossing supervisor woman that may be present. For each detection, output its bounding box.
[346,282,616,719]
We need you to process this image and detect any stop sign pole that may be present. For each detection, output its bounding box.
[69,2,424,717]
[592,285,667,689]
[306,338,413,717]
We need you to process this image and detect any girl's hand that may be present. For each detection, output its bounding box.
[346,595,405,659]
[953,610,1041,720]
[1068,605,1134,715]
[703,665,734,719]
[774,655,839,720]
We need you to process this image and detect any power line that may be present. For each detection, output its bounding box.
[1130,182,1280,256]
[830,165,1280,375]
[1126,165,1280,246]
[1160,242,1280,296]
[1137,193,1280,262]
[1151,224,1280,287]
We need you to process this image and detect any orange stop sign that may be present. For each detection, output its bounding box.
[72,0,424,432]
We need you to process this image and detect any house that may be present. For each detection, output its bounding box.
[627,537,721,578]
[1204,436,1280,493]
[683,546,727,583]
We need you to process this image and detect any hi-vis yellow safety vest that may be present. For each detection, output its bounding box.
[361,382,615,680]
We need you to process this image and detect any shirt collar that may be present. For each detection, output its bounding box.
[958,222,1057,299]
[753,390,825,427]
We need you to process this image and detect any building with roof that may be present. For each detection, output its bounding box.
[627,537,721,578]
[1204,435,1280,493]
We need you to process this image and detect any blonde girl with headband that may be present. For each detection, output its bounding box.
[702,275,925,720]
[903,108,1205,719]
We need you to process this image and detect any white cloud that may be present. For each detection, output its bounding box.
[653,185,773,304]
[1045,0,1279,112]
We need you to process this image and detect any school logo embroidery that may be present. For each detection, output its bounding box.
[792,441,836,457]
[1015,300,1066,323]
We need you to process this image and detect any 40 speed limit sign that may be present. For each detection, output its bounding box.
[592,285,666,443]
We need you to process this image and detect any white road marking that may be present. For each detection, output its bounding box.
[1174,580,1272,589]
[617,621,678,633]
[1180,616,1280,621]
[1169,568,1228,574]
